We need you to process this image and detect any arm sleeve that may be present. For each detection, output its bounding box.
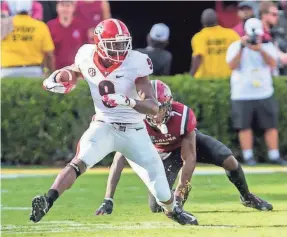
[42,23,55,52]
[226,41,240,63]
[191,33,205,57]
[74,44,91,70]
[181,106,197,135]
[137,53,153,77]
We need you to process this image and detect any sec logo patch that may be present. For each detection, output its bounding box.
[88,68,96,77]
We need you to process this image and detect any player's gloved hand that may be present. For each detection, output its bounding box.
[102,94,136,108]
[95,198,114,215]
[173,186,191,208]
[43,69,75,94]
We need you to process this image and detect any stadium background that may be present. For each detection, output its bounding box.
[110,0,215,74]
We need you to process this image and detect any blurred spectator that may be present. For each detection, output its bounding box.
[190,9,239,79]
[273,1,287,75]
[260,1,279,41]
[1,0,43,20]
[48,1,88,70]
[75,0,111,44]
[226,18,286,166]
[239,0,261,18]
[136,23,172,76]
[1,0,55,78]
[38,1,57,23]
[233,2,254,37]
[260,1,287,74]
[215,0,239,28]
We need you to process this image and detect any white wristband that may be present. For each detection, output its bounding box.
[104,198,114,203]
[129,98,136,108]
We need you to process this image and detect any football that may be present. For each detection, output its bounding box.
[55,69,78,86]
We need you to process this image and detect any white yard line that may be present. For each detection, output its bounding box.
[0,221,245,234]
[1,174,53,179]
[1,207,30,210]
[2,221,286,234]
[1,168,286,179]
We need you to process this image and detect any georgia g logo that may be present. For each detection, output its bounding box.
[94,24,104,35]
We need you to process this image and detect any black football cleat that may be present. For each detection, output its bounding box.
[240,193,273,211]
[165,206,198,225]
[95,199,114,215]
[30,195,50,223]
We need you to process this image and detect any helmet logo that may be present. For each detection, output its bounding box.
[94,24,104,35]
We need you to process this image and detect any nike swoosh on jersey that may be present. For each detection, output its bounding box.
[116,75,124,78]
[135,127,144,131]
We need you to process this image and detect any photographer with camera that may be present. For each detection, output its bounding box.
[226,18,287,166]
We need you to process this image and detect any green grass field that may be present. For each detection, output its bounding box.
[1,167,287,237]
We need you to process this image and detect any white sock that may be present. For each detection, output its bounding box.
[158,199,175,213]
[268,149,280,161]
[242,149,254,161]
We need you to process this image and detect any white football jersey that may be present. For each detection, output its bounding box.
[75,44,153,123]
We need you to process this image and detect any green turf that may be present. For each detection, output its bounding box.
[1,171,287,237]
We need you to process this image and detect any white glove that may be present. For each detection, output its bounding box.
[102,94,136,108]
[43,70,75,94]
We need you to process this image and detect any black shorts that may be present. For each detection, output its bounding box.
[231,96,278,130]
[160,129,233,174]
[148,130,233,212]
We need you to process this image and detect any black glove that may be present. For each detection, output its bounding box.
[95,199,113,215]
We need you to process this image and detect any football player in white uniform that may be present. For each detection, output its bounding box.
[30,18,198,225]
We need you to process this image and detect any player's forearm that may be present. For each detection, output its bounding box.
[175,159,196,199]
[104,154,126,199]
[133,99,159,116]
[228,48,243,70]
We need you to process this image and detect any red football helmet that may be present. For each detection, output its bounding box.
[146,80,173,127]
[94,18,132,63]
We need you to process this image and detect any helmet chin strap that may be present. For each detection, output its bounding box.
[157,124,168,134]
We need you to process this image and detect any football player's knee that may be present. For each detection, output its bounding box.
[67,159,86,178]
[223,155,238,171]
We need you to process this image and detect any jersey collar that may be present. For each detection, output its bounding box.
[93,52,122,77]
